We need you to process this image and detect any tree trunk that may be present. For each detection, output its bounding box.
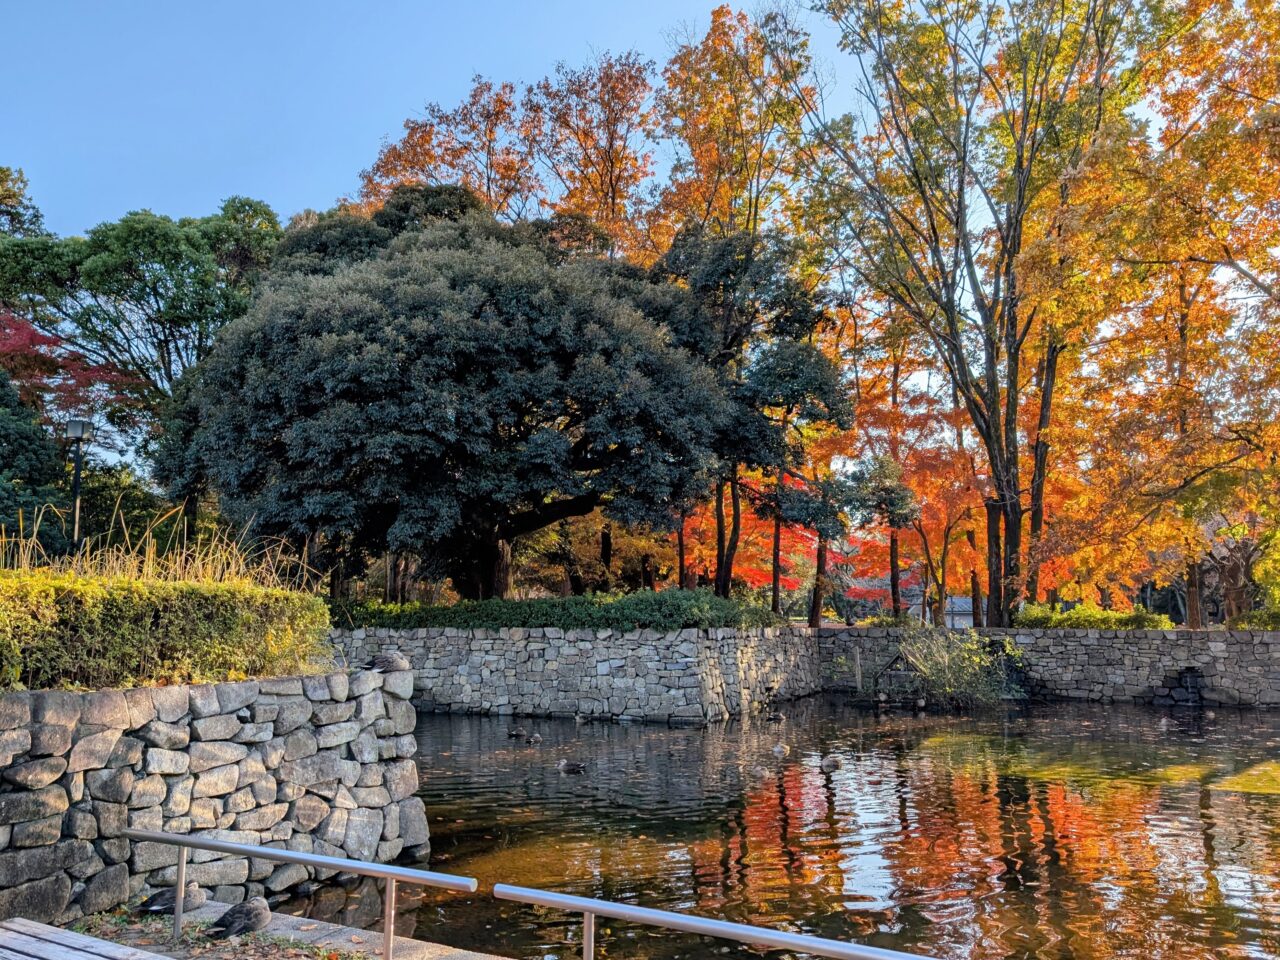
[491,539,513,600]
[1000,497,1023,626]
[1026,343,1061,603]
[328,560,344,601]
[889,530,902,618]
[985,498,1004,627]
[970,568,983,628]
[1186,559,1203,629]
[808,536,828,628]
[641,554,655,590]
[384,551,398,603]
[714,480,726,595]
[771,513,783,615]
[723,470,742,596]
[599,522,613,590]
[676,521,688,591]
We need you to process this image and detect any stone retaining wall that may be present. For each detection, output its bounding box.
[333,626,821,723]
[819,626,1280,705]
[0,668,429,924]
[335,624,1280,719]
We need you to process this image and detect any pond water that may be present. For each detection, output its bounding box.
[281,697,1280,959]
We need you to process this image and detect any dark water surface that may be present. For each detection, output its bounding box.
[283,698,1280,959]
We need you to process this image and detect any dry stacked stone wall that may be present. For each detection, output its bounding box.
[335,624,1280,719]
[820,625,1280,705]
[0,668,429,924]
[334,626,822,723]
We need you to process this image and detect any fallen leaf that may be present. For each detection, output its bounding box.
[299,923,318,930]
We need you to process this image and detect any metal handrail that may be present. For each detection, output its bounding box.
[123,828,477,960]
[494,883,934,960]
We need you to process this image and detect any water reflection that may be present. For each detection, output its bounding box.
[282,699,1280,959]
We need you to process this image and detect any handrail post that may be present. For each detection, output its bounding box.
[383,877,397,960]
[172,846,188,941]
[582,910,595,960]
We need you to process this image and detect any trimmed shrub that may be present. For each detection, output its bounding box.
[0,570,332,690]
[897,623,1024,708]
[1013,602,1173,630]
[330,589,782,632]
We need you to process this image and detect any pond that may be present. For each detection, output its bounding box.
[281,697,1280,959]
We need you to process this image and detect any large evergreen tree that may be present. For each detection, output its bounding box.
[177,198,727,598]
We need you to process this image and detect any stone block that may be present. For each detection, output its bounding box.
[343,808,382,861]
[216,681,259,714]
[234,803,287,831]
[290,795,329,832]
[310,701,356,725]
[32,691,81,727]
[5,757,68,790]
[81,691,129,728]
[315,721,360,749]
[235,723,273,744]
[274,700,313,736]
[137,720,189,750]
[64,808,98,840]
[68,728,122,773]
[327,673,349,702]
[0,839,92,886]
[144,749,189,776]
[150,857,249,886]
[383,671,414,700]
[192,714,242,741]
[123,688,157,729]
[0,692,32,731]
[92,801,126,838]
[127,774,167,809]
[189,740,249,772]
[28,724,70,757]
[398,799,429,847]
[150,686,189,724]
[107,736,143,769]
[384,760,418,802]
[283,730,318,762]
[12,815,63,848]
[192,764,240,798]
[258,678,304,697]
[348,671,382,698]
[80,862,129,914]
[84,767,131,804]
[0,785,69,826]
[0,872,71,924]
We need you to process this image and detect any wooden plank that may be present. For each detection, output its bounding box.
[0,929,97,960]
[0,919,169,960]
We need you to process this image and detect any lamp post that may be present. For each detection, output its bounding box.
[65,419,95,548]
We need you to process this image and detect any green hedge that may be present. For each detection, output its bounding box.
[0,571,332,690]
[1013,602,1173,630]
[1229,608,1280,630]
[330,589,782,632]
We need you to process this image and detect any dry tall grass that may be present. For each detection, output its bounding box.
[0,504,315,590]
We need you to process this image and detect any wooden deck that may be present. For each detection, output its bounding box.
[0,918,168,960]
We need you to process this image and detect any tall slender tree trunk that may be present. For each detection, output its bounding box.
[714,480,726,595]
[808,536,828,628]
[1027,343,1061,603]
[970,569,984,628]
[676,520,688,591]
[1186,559,1204,629]
[985,498,1003,627]
[889,530,902,617]
[490,538,513,600]
[771,513,783,615]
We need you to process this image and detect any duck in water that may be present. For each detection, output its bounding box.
[557,759,587,774]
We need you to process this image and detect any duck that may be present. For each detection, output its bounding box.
[362,651,411,673]
[206,897,271,939]
[557,759,587,774]
[821,756,843,773]
[525,733,543,745]
[507,726,528,740]
[914,698,927,710]
[137,881,206,915]
[772,744,791,759]
[765,711,786,724]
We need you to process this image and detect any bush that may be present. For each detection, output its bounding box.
[0,570,332,690]
[330,589,782,632]
[897,623,1024,708]
[1229,608,1280,629]
[1013,602,1173,630]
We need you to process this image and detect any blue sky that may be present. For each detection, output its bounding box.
[4,2,839,237]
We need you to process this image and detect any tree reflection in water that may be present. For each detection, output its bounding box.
[278,699,1280,960]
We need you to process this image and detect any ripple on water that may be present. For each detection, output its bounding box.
[278,699,1280,960]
